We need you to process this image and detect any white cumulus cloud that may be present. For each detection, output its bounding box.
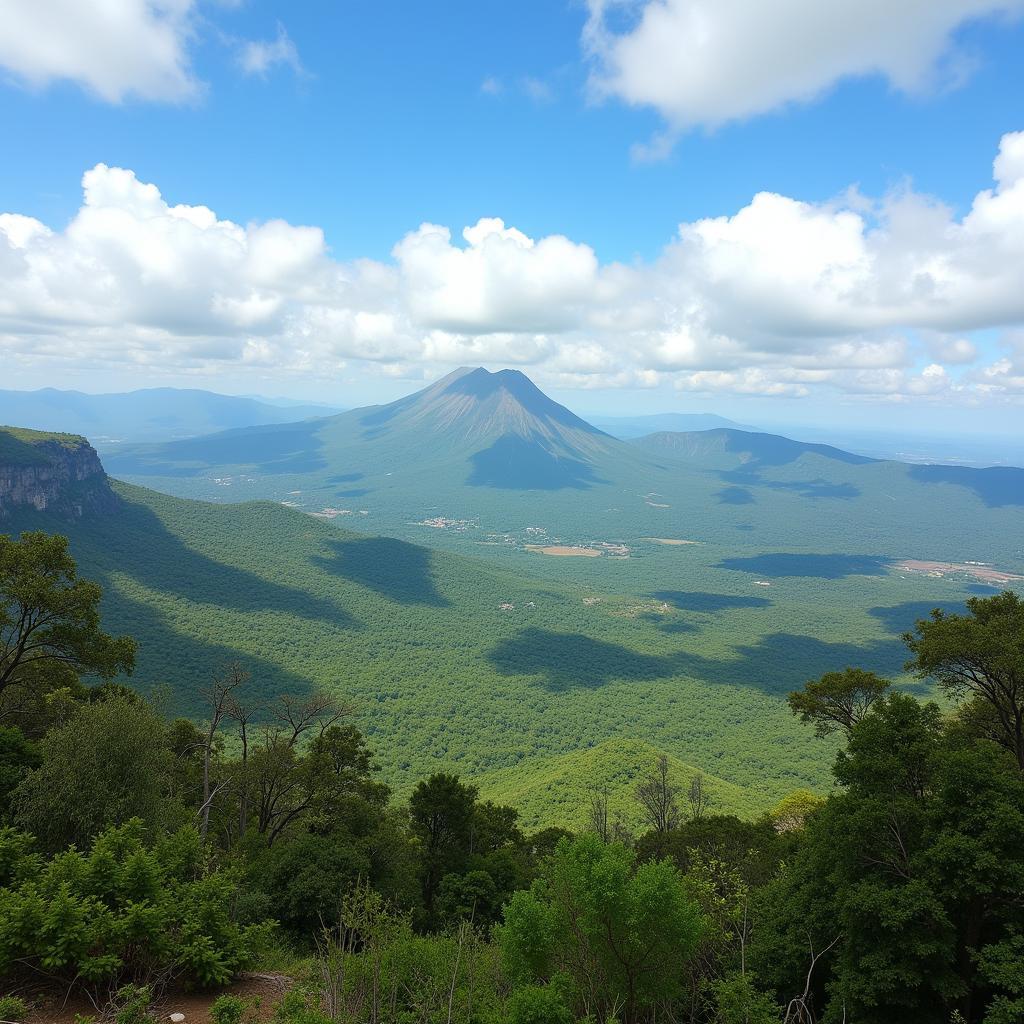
[393,218,599,334]
[584,0,1024,141]
[3,134,1024,405]
[0,0,199,102]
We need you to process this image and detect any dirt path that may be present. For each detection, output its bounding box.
[22,975,292,1024]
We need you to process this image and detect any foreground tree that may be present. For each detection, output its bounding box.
[787,667,890,738]
[904,590,1024,770]
[499,833,705,1024]
[409,772,477,923]
[13,691,181,850]
[0,725,38,821]
[755,691,1024,1023]
[0,532,135,714]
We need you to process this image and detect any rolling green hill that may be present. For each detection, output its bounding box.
[475,737,764,831]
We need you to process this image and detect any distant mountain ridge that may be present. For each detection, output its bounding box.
[0,387,341,444]
[633,427,877,468]
[107,366,624,492]
[358,366,610,446]
[593,412,759,438]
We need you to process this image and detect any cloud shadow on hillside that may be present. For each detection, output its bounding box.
[638,613,699,635]
[468,435,604,490]
[103,585,324,715]
[868,599,967,634]
[313,536,449,606]
[489,629,666,690]
[717,486,754,505]
[40,494,357,627]
[718,467,861,501]
[767,479,860,500]
[908,465,1024,508]
[488,627,908,695]
[717,553,888,579]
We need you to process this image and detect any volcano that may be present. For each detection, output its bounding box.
[105,367,622,491]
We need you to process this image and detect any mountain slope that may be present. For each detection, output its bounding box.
[0,387,339,444]
[106,366,626,492]
[3,467,872,816]
[5,420,1004,824]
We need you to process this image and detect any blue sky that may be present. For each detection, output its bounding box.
[2,0,1024,435]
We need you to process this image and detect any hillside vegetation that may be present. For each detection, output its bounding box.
[475,737,763,829]
[7,472,995,821]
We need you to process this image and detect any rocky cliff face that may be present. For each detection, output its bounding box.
[0,430,117,520]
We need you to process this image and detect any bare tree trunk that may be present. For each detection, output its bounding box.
[199,662,248,843]
[589,785,611,842]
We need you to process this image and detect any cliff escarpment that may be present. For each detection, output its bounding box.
[0,426,118,519]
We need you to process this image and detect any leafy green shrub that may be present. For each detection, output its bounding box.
[499,834,705,1023]
[0,821,268,994]
[210,995,245,1024]
[111,985,155,1024]
[0,995,28,1022]
[271,989,331,1024]
[711,972,781,1024]
[210,994,260,1024]
[505,983,572,1024]
[13,693,182,852]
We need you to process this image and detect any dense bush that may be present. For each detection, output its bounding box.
[500,834,705,1023]
[12,694,182,851]
[0,820,266,993]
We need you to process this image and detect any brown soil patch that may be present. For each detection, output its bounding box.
[525,545,602,557]
[22,975,292,1024]
[892,559,1023,585]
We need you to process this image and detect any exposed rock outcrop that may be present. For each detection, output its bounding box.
[0,426,117,519]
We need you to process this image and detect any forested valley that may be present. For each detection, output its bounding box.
[1,529,1023,1024]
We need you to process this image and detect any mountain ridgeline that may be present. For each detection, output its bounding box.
[0,386,340,444]
[107,366,618,491]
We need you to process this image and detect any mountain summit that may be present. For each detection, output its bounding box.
[356,367,607,448]
[350,367,613,489]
